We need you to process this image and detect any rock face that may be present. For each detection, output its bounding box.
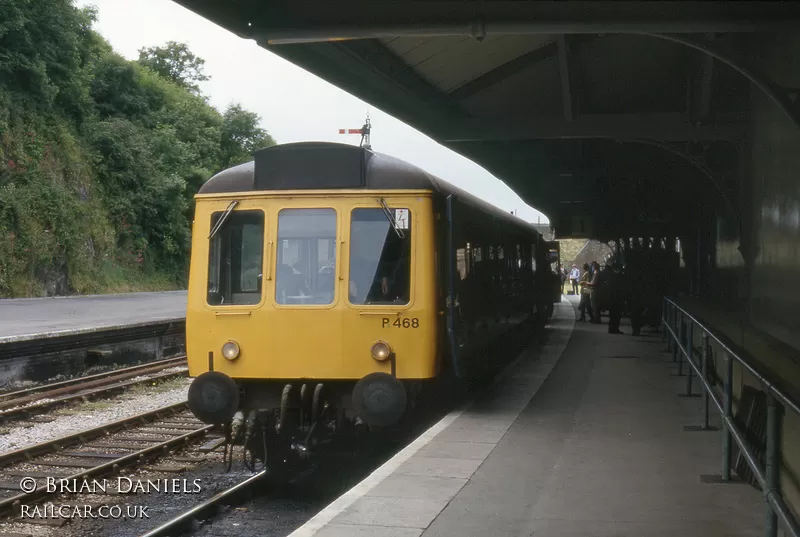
[36,264,70,297]
[558,239,614,268]
[559,239,588,266]
[573,240,614,269]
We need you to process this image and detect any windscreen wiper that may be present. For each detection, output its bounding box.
[208,200,239,239]
[378,198,405,239]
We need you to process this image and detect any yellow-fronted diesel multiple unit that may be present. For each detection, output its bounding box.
[185,142,556,468]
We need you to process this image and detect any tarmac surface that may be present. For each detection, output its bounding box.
[0,291,187,341]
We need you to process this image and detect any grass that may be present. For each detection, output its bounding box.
[83,400,115,411]
[51,377,187,417]
[91,260,183,294]
[55,399,116,415]
[126,376,189,397]
[1,257,183,298]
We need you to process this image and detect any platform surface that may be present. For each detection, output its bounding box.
[290,297,765,537]
[0,291,187,340]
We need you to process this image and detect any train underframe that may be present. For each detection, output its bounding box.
[201,377,430,476]
[189,309,552,475]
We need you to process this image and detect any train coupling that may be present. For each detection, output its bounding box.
[230,411,244,442]
[242,409,258,445]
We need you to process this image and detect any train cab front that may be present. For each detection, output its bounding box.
[184,192,438,469]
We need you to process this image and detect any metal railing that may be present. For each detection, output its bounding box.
[662,297,800,537]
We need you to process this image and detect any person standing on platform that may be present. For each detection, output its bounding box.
[569,264,580,295]
[578,263,593,322]
[587,261,602,323]
[607,263,626,334]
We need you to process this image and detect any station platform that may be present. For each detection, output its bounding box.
[290,296,765,537]
[0,290,187,342]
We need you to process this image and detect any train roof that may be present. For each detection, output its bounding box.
[199,142,541,233]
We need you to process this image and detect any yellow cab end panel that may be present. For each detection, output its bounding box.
[186,192,439,381]
[186,197,268,378]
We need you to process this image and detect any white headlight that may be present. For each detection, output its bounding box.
[371,341,392,361]
[222,341,240,360]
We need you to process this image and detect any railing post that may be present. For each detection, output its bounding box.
[722,351,733,481]
[680,317,685,366]
[765,393,782,537]
[673,313,680,363]
[702,332,711,429]
[667,304,673,352]
[685,322,694,395]
[662,299,667,342]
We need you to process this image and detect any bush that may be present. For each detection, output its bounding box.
[0,0,275,297]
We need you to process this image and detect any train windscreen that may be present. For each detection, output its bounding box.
[275,208,337,305]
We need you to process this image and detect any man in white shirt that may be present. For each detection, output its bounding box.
[569,264,580,295]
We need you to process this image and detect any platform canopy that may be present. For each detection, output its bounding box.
[173,1,800,239]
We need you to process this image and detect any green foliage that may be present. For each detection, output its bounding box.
[221,104,276,168]
[137,41,209,93]
[0,0,276,297]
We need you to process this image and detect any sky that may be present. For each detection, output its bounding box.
[75,0,549,225]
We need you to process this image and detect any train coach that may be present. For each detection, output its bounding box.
[185,142,560,468]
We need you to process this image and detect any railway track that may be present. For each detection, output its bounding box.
[128,334,541,537]
[0,402,219,519]
[139,471,267,537]
[0,356,187,423]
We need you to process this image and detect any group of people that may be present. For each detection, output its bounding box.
[558,263,585,296]
[561,261,644,336]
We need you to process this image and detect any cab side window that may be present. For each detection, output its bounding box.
[349,208,412,305]
[207,210,264,306]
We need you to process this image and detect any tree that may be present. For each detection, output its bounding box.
[0,0,279,297]
[220,104,276,168]
[137,41,209,93]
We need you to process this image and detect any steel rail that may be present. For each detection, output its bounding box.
[0,356,186,402]
[0,369,188,423]
[138,471,267,537]
[0,422,213,517]
[0,402,190,467]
